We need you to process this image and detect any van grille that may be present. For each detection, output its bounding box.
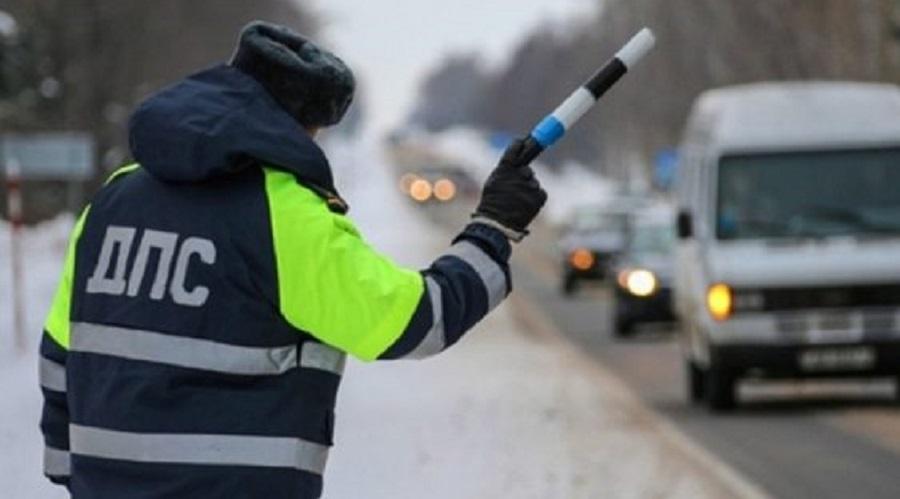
[737,285,900,312]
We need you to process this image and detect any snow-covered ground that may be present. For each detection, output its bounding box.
[0,138,758,498]
[0,217,71,499]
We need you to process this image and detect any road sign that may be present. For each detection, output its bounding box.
[1,132,94,350]
[1,133,95,180]
[654,148,678,190]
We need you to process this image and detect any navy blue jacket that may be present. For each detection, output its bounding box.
[39,65,512,498]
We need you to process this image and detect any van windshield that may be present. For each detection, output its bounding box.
[717,148,900,240]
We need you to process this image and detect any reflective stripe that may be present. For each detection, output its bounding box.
[44,446,71,477]
[551,87,595,128]
[443,241,508,311]
[300,342,346,375]
[39,357,67,392]
[405,277,446,359]
[71,322,298,376]
[70,424,329,475]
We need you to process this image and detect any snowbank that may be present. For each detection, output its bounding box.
[0,216,72,499]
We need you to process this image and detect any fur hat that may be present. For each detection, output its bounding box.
[231,21,355,128]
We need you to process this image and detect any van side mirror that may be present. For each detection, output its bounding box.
[677,211,693,239]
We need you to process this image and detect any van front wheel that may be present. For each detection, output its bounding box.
[562,273,579,296]
[706,366,736,412]
[687,361,705,404]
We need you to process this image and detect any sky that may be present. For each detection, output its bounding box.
[309,0,596,136]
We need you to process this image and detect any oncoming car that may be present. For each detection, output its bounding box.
[559,205,630,295]
[612,216,676,336]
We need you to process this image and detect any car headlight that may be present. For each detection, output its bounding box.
[618,269,657,297]
[706,283,733,321]
[569,248,595,271]
[409,179,433,202]
[433,178,457,202]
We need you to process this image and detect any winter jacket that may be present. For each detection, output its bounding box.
[39,64,512,499]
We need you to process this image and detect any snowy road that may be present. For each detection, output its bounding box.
[0,140,761,498]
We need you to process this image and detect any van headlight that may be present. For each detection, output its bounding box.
[707,283,733,321]
[618,268,657,297]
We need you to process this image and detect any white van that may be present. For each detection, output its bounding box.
[674,82,900,411]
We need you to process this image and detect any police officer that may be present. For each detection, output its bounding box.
[39,21,546,498]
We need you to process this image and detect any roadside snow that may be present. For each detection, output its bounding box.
[0,217,71,499]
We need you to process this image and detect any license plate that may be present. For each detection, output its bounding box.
[799,347,876,372]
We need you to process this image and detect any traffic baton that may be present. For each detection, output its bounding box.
[519,28,656,164]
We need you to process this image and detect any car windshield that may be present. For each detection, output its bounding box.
[717,148,900,240]
[630,224,675,255]
[572,209,627,233]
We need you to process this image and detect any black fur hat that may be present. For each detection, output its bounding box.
[231,21,355,128]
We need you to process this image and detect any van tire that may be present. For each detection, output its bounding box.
[562,274,578,296]
[687,361,705,404]
[706,367,736,412]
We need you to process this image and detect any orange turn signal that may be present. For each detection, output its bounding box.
[707,283,733,321]
[569,249,595,271]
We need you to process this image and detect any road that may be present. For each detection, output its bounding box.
[417,184,900,498]
[510,226,900,499]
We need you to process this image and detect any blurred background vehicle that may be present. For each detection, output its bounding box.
[674,82,900,411]
[558,203,631,295]
[399,164,479,204]
[611,208,676,337]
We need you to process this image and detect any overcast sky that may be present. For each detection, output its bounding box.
[309,0,595,135]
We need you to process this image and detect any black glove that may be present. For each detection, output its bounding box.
[473,138,548,241]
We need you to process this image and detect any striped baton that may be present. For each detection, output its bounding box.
[520,28,656,164]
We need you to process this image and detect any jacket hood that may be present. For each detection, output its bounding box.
[129,64,347,211]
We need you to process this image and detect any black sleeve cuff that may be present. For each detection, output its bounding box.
[453,222,512,263]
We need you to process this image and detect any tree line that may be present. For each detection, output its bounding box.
[0,0,316,221]
[411,0,900,179]
[1,0,316,174]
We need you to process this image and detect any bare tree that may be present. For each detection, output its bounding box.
[1,0,317,221]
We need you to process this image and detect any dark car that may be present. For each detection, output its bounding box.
[559,205,631,295]
[611,218,676,336]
